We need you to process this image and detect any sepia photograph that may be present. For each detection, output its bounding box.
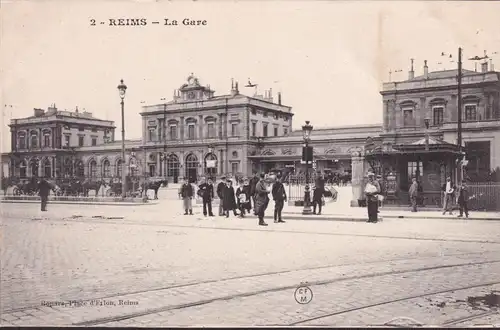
[1,0,500,327]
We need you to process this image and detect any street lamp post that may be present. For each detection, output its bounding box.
[117,79,127,198]
[302,121,313,215]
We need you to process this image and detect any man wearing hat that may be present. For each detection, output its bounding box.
[364,172,381,223]
[216,176,226,216]
[408,177,419,212]
[37,176,56,212]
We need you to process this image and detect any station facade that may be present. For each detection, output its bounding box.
[3,65,500,206]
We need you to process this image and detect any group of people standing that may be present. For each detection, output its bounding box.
[178,173,288,226]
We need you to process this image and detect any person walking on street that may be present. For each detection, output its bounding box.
[254,174,270,226]
[222,179,238,218]
[409,177,419,212]
[272,175,287,223]
[38,176,55,211]
[364,172,381,223]
[312,172,325,215]
[457,180,469,218]
[236,178,251,218]
[180,178,194,215]
[198,177,215,217]
[249,173,259,210]
[442,176,455,215]
[216,176,226,216]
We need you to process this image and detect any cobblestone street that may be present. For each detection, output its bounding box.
[1,201,500,327]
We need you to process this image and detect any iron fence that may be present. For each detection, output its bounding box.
[467,182,500,211]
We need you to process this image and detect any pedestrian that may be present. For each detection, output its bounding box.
[180,178,193,215]
[376,174,384,211]
[272,175,287,223]
[364,172,381,223]
[254,173,270,226]
[236,178,252,218]
[442,176,455,215]
[216,176,226,216]
[312,172,325,215]
[249,173,259,209]
[457,180,469,218]
[198,177,215,217]
[37,176,55,212]
[222,179,238,218]
[409,177,419,212]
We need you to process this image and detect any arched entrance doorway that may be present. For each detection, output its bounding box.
[185,154,198,183]
[89,160,98,178]
[29,158,39,178]
[43,158,52,178]
[167,154,180,183]
[204,153,218,180]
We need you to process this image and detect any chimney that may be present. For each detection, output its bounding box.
[278,92,282,105]
[481,61,489,73]
[408,58,415,80]
[268,88,273,102]
[423,60,429,79]
[231,81,239,96]
[46,103,57,115]
[33,108,45,117]
[490,59,495,71]
[75,106,79,113]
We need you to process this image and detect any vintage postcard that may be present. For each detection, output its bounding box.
[1,0,500,327]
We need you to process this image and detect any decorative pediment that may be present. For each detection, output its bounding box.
[261,149,276,156]
[462,95,481,104]
[398,100,417,109]
[281,148,295,155]
[324,145,339,155]
[429,97,448,106]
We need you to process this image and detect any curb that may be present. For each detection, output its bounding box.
[0,200,153,206]
[282,212,500,222]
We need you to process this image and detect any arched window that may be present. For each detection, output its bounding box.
[43,129,51,148]
[64,158,72,177]
[20,160,27,178]
[204,153,218,177]
[43,158,52,178]
[30,132,39,149]
[167,154,180,178]
[89,160,97,178]
[116,159,123,177]
[18,133,26,149]
[185,153,198,181]
[102,159,111,177]
[76,160,84,178]
[29,158,39,177]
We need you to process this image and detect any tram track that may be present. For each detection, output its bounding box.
[65,259,500,326]
[3,250,492,314]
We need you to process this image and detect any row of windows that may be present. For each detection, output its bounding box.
[17,134,51,149]
[250,108,290,121]
[251,122,288,137]
[402,104,480,127]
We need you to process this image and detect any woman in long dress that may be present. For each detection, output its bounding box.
[222,180,238,218]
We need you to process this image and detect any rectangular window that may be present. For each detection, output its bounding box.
[43,134,50,147]
[91,138,97,146]
[78,136,84,147]
[231,123,238,136]
[273,126,278,136]
[18,136,26,149]
[433,107,444,126]
[407,161,423,180]
[78,126,85,132]
[91,127,97,132]
[251,122,256,137]
[263,111,268,118]
[465,105,477,121]
[284,128,288,135]
[31,135,38,148]
[188,124,195,139]
[65,135,70,147]
[170,125,177,140]
[207,122,215,138]
[148,128,156,142]
[263,123,268,137]
[403,109,414,127]
[231,162,239,174]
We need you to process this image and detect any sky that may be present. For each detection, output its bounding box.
[1,0,500,152]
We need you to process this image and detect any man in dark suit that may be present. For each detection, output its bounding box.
[37,176,55,211]
[272,175,287,223]
[216,176,226,216]
[312,172,325,215]
[457,180,469,218]
[198,177,215,217]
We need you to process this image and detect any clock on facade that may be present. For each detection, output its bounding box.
[187,92,195,99]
